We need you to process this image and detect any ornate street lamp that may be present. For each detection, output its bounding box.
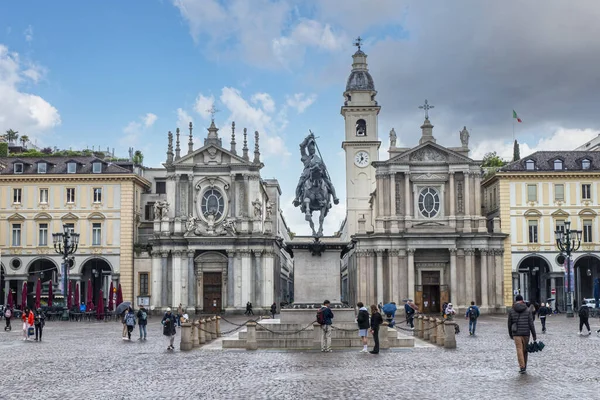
[555,220,582,317]
[52,225,80,301]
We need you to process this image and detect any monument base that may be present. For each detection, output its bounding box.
[280,307,356,324]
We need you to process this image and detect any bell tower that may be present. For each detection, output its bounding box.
[341,37,381,236]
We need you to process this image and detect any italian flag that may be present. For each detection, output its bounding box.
[513,110,522,123]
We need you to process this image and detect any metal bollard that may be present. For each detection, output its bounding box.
[423,317,431,341]
[192,321,200,348]
[380,322,390,349]
[429,318,437,344]
[436,318,444,346]
[246,321,258,350]
[199,319,206,345]
[444,321,457,349]
[215,316,221,337]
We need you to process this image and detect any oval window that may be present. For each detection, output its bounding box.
[418,187,440,218]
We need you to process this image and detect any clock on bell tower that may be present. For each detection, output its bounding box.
[341,38,381,236]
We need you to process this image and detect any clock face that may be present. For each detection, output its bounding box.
[354,151,370,167]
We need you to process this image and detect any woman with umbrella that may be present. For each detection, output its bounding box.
[116,301,132,339]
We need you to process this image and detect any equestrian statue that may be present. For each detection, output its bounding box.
[293,131,339,238]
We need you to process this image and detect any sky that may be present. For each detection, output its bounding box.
[2,0,600,235]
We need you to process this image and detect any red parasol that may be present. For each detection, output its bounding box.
[48,283,53,307]
[86,279,93,310]
[74,282,80,309]
[108,281,114,311]
[35,279,41,310]
[96,289,104,320]
[116,283,123,306]
[67,281,73,309]
[21,281,27,309]
[7,290,14,308]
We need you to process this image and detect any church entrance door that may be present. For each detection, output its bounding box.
[421,271,441,314]
[203,272,222,314]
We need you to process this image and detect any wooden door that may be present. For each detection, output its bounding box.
[422,285,440,314]
[203,272,222,314]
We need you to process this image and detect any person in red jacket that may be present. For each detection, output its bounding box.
[22,307,34,341]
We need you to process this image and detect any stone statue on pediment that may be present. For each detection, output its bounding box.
[389,128,397,148]
[460,126,470,147]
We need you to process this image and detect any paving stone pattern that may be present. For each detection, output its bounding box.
[1,313,599,399]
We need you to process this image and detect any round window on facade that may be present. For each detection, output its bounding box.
[201,188,225,220]
[418,187,440,218]
[11,258,21,270]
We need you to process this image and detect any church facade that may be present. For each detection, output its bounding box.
[340,46,506,313]
[133,120,293,314]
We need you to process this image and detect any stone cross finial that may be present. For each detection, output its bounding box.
[253,131,260,163]
[242,128,249,161]
[206,104,220,121]
[354,36,363,51]
[188,122,194,154]
[175,127,181,160]
[230,121,237,155]
[419,99,434,120]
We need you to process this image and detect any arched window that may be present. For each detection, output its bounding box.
[553,159,563,170]
[525,160,535,170]
[582,159,591,170]
[418,187,440,218]
[356,119,366,136]
[201,189,225,220]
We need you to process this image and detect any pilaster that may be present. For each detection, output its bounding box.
[262,248,275,308]
[161,251,169,307]
[151,251,162,308]
[389,249,399,303]
[187,251,195,309]
[375,249,384,304]
[479,249,489,309]
[390,172,398,231]
[172,250,183,308]
[407,248,415,301]
[463,171,471,232]
[449,172,456,228]
[449,248,457,304]
[464,248,475,307]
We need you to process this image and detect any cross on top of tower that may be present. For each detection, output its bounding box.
[353,36,363,51]
[418,99,434,120]
[206,104,220,121]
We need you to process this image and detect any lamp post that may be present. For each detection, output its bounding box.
[52,225,80,304]
[555,220,582,318]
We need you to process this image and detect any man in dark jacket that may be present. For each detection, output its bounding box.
[538,303,551,333]
[319,300,334,352]
[507,295,537,374]
[356,302,370,353]
[578,303,591,335]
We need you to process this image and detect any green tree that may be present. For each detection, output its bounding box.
[20,135,29,148]
[482,151,506,168]
[133,150,144,165]
[513,140,520,161]
[4,129,19,143]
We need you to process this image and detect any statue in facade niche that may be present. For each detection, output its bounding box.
[185,214,198,233]
[389,128,397,147]
[265,201,273,220]
[252,198,262,219]
[460,126,470,147]
[292,131,339,238]
[153,200,170,220]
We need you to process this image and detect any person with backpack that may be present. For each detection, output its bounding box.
[270,303,277,319]
[465,301,480,336]
[382,302,397,328]
[578,302,591,335]
[34,308,46,341]
[137,306,148,340]
[356,302,370,353]
[317,300,334,352]
[369,304,383,354]
[124,307,136,340]
[4,306,12,331]
[537,303,551,333]
[404,300,417,329]
[21,307,34,341]
[162,307,177,351]
[508,295,537,374]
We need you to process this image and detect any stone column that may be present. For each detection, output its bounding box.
[196,263,203,310]
[474,173,482,217]
[151,252,162,308]
[227,250,235,308]
[390,172,398,231]
[404,172,411,217]
[161,252,169,307]
[376,250,384,305]
[187,251,195,309]
[262,249,275,308]
[494,249,504,309]
[449,172,456,217]
[172,251,182,308]
[253,250,263,306]
[407,248,415,301]
[449,248,457,304]
[234,252,242,307]
[480,249,489,310]
[390,250,399,304]
[240,250,252,306]
[174,175,181,217]
[355,250,368,302]
[464,249,474,307]
[398,249,408,303]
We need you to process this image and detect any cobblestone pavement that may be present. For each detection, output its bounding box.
[1,313,599,400]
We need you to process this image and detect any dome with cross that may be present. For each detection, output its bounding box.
[345,39,375,92]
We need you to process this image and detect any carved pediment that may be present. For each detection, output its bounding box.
[524,209,542,217]
[411,172,448,182]
[579,208,597,217]
[61,212,79,221]
[410,147,447,162]
[173,144,249,166]
[7,213,25,221]
[34,212,52,220]
[87,212,106,220]
[386,142,474,165]
[551,209,570,218]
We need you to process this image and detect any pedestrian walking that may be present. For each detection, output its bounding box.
[507,295,537,374]
[270,302,277,319]
[124,307,136,340]
[356,302,370,353]
[538,303,550,333]
[245,301,254,316]
[369,304,383,354]
[404,300,417,329]
[162,308,177,351]
[34,308,45,341]
[21,307,34,341]
[527,302,537,321]
[4,306,12,331]
[377,302,383,313]
[577,303,591,335]
[137,306,148,340]
[465,301,480,336]
[121,310,129,339]
[317,300,334,352]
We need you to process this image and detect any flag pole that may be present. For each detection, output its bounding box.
[512,117,515,142]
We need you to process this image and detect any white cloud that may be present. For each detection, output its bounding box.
[193,93,215,120]
[143,113,157,128]
[0,45,61,138]
[24,25,33,43]
[176,108,193,130]
[251,93,275,113]
[119,112,158,147]
[286,93,317,114]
